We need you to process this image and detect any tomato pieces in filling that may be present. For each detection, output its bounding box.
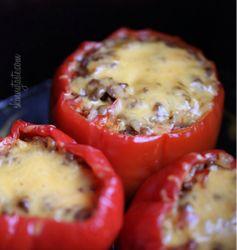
[0,138,97,222]
[163,159,236,250]
[70,38,218,135]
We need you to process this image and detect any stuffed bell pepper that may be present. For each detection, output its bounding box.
[52,28,224,198]
[0,120,123,250]
[119,150,236,250]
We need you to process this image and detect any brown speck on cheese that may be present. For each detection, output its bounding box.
[74,207,92,221]
[17,197,30,213]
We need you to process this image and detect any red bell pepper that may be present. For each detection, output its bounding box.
[119,150,236,250]
[51,28,224,199]
[0,120,124,250]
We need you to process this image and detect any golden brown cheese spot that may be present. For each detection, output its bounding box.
[163,167,236,250]
[71,40,217,135]
[0,139,96,222]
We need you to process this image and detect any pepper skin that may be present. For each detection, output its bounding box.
[51,28,224,199]
[0,120,124,250]
[119,150,236,250]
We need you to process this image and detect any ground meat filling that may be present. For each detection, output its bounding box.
[163,155,236,250]
[70,37,218,135]
[0,138,97,222]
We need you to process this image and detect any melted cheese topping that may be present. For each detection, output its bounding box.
[71,40,217,135]
[163,167,236,249]
[0,139,96,222]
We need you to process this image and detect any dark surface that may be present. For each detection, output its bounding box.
[0,0,235,153]
[0,80,51,136]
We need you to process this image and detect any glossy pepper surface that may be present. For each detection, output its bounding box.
[119,150,236,250]
[0,120,124,250]
[51,28,224,199]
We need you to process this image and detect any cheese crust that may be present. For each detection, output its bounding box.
[70,38,218,135]
[0,138,96,222]
[163,163,236,249]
